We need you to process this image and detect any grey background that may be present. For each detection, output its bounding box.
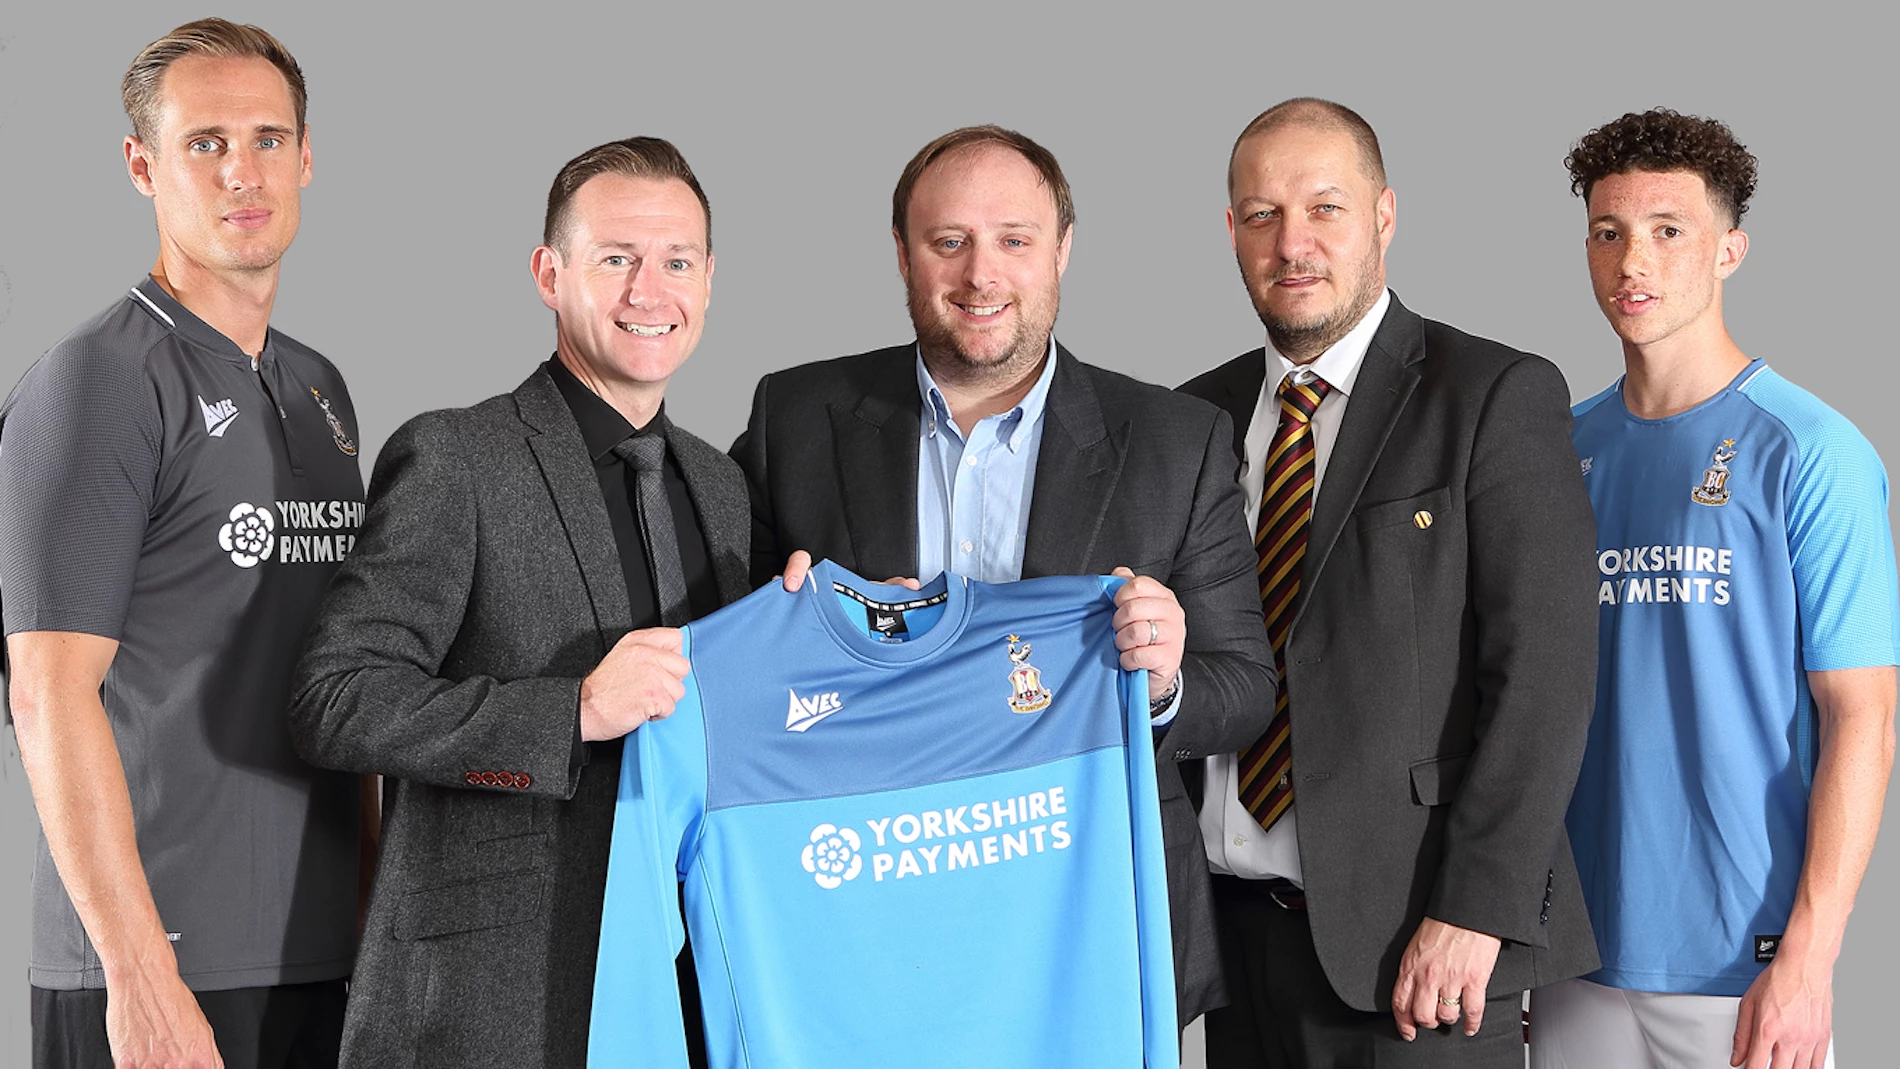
[2,1,1893,1063]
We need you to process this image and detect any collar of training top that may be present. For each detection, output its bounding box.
[129,275,277,369]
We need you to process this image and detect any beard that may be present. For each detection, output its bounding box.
[907,279,1061,388]
[1244,243,1385,361]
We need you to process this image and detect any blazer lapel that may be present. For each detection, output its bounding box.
[1210,349,1268,470]
[1297,297,1425,622]
[514,368,631,644]
[1023,345,1125,576]
[827,355,920,577]
[660,417,755,606]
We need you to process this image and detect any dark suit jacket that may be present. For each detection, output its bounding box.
[290,368,751,1069]
[1179,294,1600,1011]
[731,341,1277,1026]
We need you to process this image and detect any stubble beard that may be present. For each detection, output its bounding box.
[908,281,1061,392]
[1247,242,1385,363]
[177,192,294,275]
[221,243,289,274]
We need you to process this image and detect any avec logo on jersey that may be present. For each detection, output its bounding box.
[786,689,844,733]
[798,786,1074,891]
[197,395,239,438]
[216,499,365,568]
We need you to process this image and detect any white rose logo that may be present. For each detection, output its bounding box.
[800,823,862,889]
[218,503,275,568]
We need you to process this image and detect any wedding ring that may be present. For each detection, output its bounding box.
[1148,620,1159,645]
[1437,994,1462,1008]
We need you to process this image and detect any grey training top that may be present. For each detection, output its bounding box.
[0,278,365,991]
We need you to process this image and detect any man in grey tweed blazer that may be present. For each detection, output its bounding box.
[290,138,748,1068]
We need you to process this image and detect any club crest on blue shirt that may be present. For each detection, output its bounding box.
[1691,439,1738,507]
[309,387,358,457]
[1005,634,1054,714]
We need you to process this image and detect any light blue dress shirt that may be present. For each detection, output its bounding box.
[914,343,1057,585]
[912,343,1180,724]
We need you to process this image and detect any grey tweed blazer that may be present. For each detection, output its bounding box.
[291,366,751,1069]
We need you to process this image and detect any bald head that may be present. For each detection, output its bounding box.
[1228,97,1386,196]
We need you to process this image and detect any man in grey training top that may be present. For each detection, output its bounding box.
[1,19,370,1069]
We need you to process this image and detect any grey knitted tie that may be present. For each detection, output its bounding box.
[612,434,690,627]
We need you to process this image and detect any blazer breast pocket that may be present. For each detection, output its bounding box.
[1352,486,1454,535]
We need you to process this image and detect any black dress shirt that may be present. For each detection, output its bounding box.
[547,358,721,626]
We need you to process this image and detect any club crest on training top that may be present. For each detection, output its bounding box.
[1005,634,1053,714]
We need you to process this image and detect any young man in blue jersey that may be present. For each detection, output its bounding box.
[1532,109,1899,1069]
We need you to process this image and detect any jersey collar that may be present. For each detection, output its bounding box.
[130,276,276,368]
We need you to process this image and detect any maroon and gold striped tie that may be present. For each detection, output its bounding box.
[1238,373,1332,830]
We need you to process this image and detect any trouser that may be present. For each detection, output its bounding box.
[1204,875,1524,1069]
[1530,976,1837,1069]
[32,978,347,1069]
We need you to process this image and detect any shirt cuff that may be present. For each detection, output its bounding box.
[570,698,590,772]
[1148,673,1183,728]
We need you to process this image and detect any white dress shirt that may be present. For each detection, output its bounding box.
[1199,289,1391,884]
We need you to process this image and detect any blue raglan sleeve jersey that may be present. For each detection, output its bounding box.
[1570,364,1900,994]
[1746,371,1900,673]
[588,565,1176,1068]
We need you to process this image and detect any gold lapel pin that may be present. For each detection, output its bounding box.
[1413,511,1433,529]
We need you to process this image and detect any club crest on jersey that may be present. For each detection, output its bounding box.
[309,387,358,457]
[1005,634,1053,714]
[800,823,863,889]
[1691,439,1738,507]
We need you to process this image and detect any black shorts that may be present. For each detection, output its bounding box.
[32,979,346,1069]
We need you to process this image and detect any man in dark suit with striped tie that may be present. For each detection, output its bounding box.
[1178,98,1601,1068]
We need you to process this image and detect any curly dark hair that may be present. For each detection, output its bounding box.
[1566,109,1758,227]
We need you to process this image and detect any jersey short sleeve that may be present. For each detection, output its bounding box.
[0,340,163,639]
[1746,373,1900,671]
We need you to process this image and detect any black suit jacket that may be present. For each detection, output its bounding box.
[1179,294,1600,1011]
[290,368,752,1068]
[731,341,1277,1026]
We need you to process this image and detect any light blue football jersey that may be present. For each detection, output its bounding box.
[587,560,1177,1067]
[1568,360,1900,995]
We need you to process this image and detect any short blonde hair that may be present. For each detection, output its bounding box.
[122,18,307,145]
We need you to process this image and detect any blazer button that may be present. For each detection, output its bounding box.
[464,771,480,786]
[1173,748,1191,760]
[513,772,532,790]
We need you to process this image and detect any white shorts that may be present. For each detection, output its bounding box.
[1530,977,1835,1069]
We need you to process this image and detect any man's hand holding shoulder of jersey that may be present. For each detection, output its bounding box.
[1109,566,1185,704]
[579,628,690,741]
